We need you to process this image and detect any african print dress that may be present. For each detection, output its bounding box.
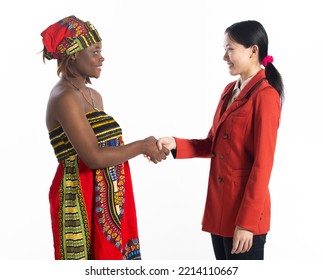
[48,111,141,260]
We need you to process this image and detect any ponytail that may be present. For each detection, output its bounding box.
[264,62,285,105]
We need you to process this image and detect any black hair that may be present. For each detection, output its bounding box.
[225,20,284,103]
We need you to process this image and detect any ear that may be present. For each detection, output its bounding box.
[71,54,77,61]
[250,45,259,57]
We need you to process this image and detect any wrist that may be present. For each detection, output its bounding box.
[140,139,147,155]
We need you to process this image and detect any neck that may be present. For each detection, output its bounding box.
[240,68,260,84]
[62,76,86,89]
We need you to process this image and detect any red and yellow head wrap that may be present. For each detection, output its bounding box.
[41,15,102,60]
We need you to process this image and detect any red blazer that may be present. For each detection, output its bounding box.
[174,70,281,237]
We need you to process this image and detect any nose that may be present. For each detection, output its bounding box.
[223,51,228,61]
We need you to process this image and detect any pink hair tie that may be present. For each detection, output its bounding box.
[261,55,274,67]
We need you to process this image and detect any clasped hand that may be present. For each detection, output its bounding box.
[143,136,170,163]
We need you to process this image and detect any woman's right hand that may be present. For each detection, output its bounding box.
[143,136,169,163]
[157,137,176,151]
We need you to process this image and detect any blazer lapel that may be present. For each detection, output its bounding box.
[212,74,266,141]
[208,83,234,139]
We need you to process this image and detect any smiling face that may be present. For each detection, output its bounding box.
[223,33,260,82]
[73,41,105,79]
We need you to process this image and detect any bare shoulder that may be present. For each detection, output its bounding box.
[49,82,79,105]
[46,81,83,131]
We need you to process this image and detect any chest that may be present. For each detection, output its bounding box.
[214,95,256,139]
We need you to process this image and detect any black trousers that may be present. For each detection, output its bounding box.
[211,233,267,260]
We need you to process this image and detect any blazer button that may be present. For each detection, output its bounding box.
[217,177,223,183]
[220,154,224,159]
[223,133,228,139]
[211,152,216,158]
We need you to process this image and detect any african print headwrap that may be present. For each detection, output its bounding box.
[41,15,102,60]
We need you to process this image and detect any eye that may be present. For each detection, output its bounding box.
[93,49,102,55]
[224,47,233,54]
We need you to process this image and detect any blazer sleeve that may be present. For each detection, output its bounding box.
[173,128,213,159]
[235,87,281,232]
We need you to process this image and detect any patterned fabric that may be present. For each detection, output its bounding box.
[58,155,91,259]
[41,15,102,60]
[48,111,141,260]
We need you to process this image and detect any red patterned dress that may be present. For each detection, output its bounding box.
[48,111,141,260]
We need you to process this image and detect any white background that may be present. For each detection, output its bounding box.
[0,0,322,263]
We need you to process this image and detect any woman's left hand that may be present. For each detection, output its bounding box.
[231,226,253,254]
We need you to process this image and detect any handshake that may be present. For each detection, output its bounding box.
[142,136,177,164]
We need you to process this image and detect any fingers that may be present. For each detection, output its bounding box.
[144,154,151,162]
[157,138,163,150]
[144,150,165,164]
[231,238,239,254]
[231,226,253,254]
[155,149,168,162]
[162,146,170,156]
[231,239,251,254]
[246,238,253,252]
[144,136,172,164]
[157,137,176,150]
[147,149,168,164]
